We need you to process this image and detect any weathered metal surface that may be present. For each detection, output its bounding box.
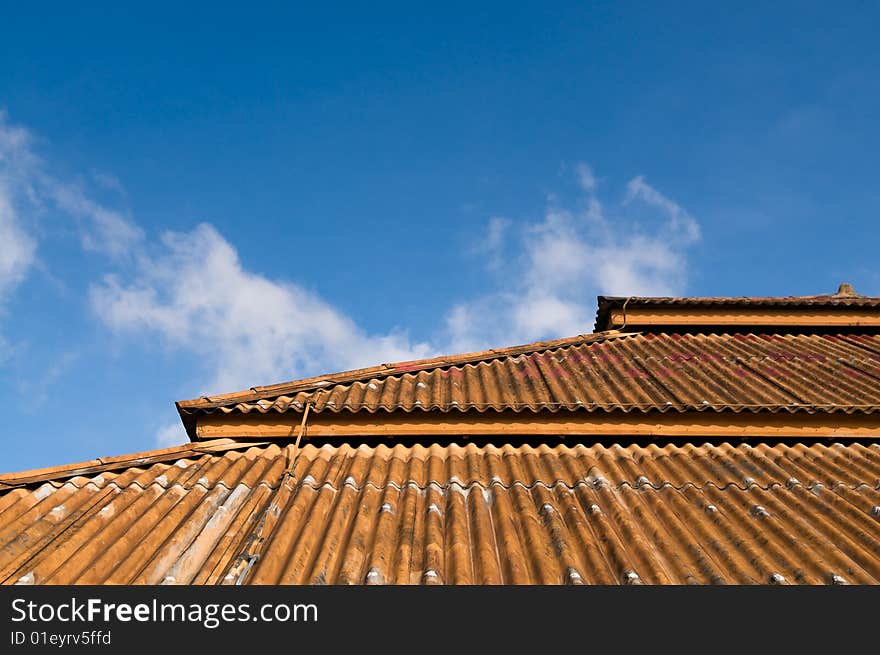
[2,440,879,585]
[177,334,880,427]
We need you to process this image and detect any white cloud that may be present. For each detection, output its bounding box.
[0,187,36,300]
[49,183,143,256]
[0,111,143,266]
[0,116,38,301]
[91,223,434,396]
[445,164,701,350]
[625,175,700,242]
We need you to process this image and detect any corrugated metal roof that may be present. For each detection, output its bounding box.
[177,333,880,431]
[594,287,880,331]
[3,439,879,585]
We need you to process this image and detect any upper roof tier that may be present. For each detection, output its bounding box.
[176,286,880,440]
[594,283,880,332]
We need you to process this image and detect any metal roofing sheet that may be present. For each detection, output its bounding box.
[3,440,879,585]
[178,333,880,422]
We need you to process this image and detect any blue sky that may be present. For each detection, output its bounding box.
[1,2,879,472]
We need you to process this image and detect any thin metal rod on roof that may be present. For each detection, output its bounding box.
[229,402,313,586]
[286,402,312,476]
[619,296,633,331]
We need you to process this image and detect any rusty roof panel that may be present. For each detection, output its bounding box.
[178,334,880,424]
[2,441,879,585]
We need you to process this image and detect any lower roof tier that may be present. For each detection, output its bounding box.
[2,439,879,585]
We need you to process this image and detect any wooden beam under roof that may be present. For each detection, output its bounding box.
[194,409,880,440]
[605,306,880,330]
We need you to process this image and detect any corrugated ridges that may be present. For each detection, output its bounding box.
[2,441,879,585]
[179,333,880,418]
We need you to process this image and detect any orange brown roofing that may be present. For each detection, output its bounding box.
[4,289,880,585]
[177,332,880,438]
[2,440,879,585]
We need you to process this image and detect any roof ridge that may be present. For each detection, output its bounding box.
[0,439,268,489]
[177,329,631,411]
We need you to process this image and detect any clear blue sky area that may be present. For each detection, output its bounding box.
[1,2,878,471]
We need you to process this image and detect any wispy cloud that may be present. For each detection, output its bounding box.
[0,115,38,302]
[155,421,184,448]
[445,164,701,351]
[576,162,597,191]
[0,111,143,269]
[49,183,143,256]
[625,175,700,242]
[0,188,37,300]
[90,223,434,398]
[0,112,144,421]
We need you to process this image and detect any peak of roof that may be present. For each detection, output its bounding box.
[836,282,860,297]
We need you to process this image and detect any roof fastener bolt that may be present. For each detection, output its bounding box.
[871,506,880,517]
[770,573,786,584]
[589,504,602,515]
[705,504,718,513]
[379,502,394,514]
[567,568,583,584]
[831,574,847,585]
[364,568,382,584]
[541,503,554,514]
[786,477,801,489]
[750,505,769,517]
[635,476,650,487]
[743,477,756,487]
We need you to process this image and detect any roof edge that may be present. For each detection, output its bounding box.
[0,439,268,489]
